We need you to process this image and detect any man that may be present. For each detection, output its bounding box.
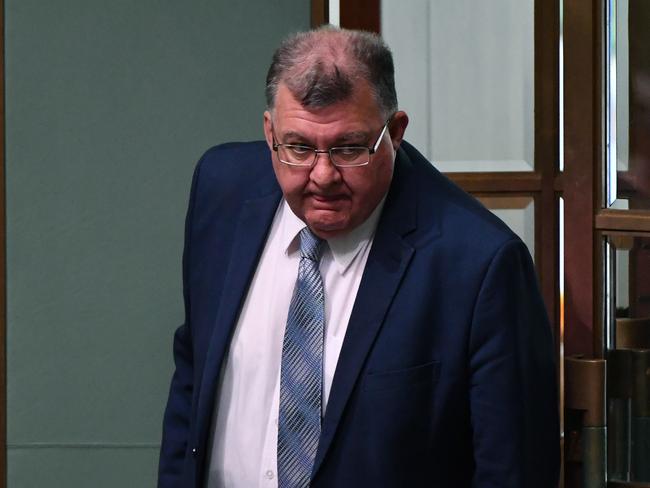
[159,27,559,487]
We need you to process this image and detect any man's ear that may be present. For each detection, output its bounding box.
[263,111,274,151]
[388,111,409,151]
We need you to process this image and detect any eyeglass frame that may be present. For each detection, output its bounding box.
[271,119,391,168]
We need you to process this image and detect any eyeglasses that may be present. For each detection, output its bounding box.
[272,121,390,168]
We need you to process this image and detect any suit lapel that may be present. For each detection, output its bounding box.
[312,151,419,476]
[194,187,282,458]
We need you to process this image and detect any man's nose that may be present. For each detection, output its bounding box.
[309,151,342,186]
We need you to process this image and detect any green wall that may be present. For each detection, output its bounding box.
[5,1,309,485]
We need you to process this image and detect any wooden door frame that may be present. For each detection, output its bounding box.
[563,0,650,352]
[563,0,602,358]
[311,0,329,28]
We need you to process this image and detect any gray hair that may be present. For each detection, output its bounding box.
[265,26,398,118]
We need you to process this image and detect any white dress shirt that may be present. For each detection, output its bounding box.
[205,199,383,488]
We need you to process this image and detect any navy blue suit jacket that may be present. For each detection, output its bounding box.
[158,140,560,487]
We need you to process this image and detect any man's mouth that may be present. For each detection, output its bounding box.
[311,194,341,202]
[310,194,347,208]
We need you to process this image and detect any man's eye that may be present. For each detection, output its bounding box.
[286,145,313,160]
[339,147,364,155]
[334,147,365,161]
[288,145,311,154]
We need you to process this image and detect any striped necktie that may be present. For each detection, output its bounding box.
[277,227,325,488]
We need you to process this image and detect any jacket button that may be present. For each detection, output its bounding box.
[191,448,197,457]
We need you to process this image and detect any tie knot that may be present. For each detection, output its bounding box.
[299,227,324,262]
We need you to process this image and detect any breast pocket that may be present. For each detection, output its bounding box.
[363,360,440,393]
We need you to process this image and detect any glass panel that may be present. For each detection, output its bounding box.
[382,0,535,172]
[604,234,650,483]
[606,0,650,209]
[329,0,340,27]
[477,196,535,260]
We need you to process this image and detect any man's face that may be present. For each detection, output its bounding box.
[263,82,408,239]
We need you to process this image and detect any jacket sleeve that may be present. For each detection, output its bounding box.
[158,157,204,487]
[468,238,560,488]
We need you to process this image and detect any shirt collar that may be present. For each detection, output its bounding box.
[281,197,385,275]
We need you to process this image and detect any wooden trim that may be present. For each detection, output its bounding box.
[311,0,329,28]
[592,0,605,360]
[600,229,650,239]
[535,193,545,276]
[339,0,381,33]
[533,8,562,483]
[475,195,534,210]
[535,0,560,338]
[447,172,542,193]
[449,174,560,201]
[594,230,605,393]
[554,173,565,192]
[563,0,601,358]
[475,192,540,264]
[0,0,6,483]
[596,209,650,232]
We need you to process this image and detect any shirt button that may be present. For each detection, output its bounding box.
[265,470,274,479]
[191,448,197,456]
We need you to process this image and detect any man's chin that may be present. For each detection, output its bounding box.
[305,215,350,239]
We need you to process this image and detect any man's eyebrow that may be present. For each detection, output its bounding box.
[281,130,309,142]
